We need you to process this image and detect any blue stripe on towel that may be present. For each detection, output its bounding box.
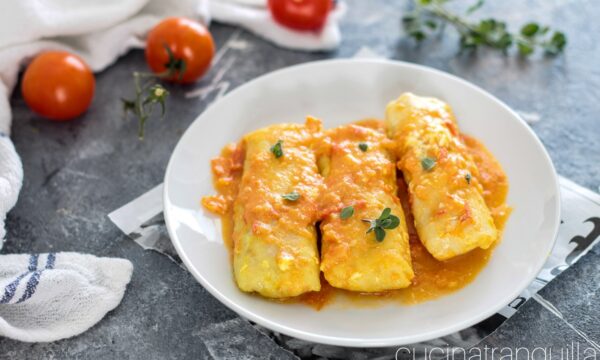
[28,254,39,271]
[0,273,29,304]
[0,131,6,138]
[45,253,56,269]
[16,271,42,303]
[0,254,39,304]
[0,254,55,304]
[16,253,56,303]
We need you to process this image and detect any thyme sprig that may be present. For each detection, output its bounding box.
[402,0,567,56]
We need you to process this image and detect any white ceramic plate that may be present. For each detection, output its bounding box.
[164,59,560,347]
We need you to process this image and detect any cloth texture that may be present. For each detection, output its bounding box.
[0,252,133,342]
[210,0,345,51]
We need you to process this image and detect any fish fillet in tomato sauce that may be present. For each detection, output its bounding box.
[203,119,510,309]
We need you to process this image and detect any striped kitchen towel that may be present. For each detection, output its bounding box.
[0,252,133,342]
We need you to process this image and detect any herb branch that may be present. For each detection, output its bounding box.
[362,208,401,242]
[402,0,567,56]
[122,44,186,139]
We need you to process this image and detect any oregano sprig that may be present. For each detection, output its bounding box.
[362,208,401,242]
[402,0,567,56]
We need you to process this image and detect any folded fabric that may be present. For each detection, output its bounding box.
[0,136,21,244]
[0,252,133,342]
[0,0,210,250]
[210,0,345,51]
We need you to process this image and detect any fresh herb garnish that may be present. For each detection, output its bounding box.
[358,142,369,152]
[421,157,436,171]
[362,207,401,242]
[340,206,355,219]
[270,140,284,158]
[402,0,567,57]
[282,191,300,201]
[465,173,472,184]
[122,82,169,140]
[123,45,184,139]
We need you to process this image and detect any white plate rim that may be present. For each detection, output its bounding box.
[163,58,561,347]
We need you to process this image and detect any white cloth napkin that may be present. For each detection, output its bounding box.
[0,252,133,342]
[0,0,209,249]
[210,0,345,51]
[0,136,21,245]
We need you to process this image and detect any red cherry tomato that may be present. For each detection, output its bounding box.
[21,51,95,121]
[268,0,332,31]
[145,17,215,84]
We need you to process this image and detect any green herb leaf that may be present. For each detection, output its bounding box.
[425,20,438,30]
[543,31,567,55]
[404,1,566,57]
[382,215,400,229]
[340,206,355,220]
[362,208,400,242]
[466,0,485,14]
[282,191,300,201]
[379,207,392,220]
[497,33,513,52]
[520,22,539,37]
[270,140,284,158]
[465,173,472,184]
[379,218,393,228]
[374,227,386,242]
[358,142,369,152]
[421,157,436,171]
[410,30,427,41]
[518,42,534,56]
